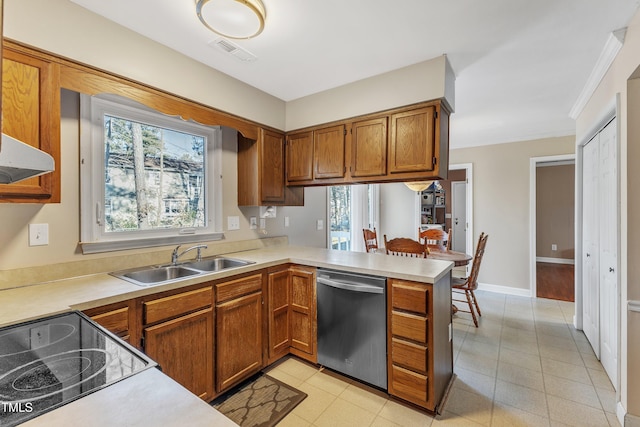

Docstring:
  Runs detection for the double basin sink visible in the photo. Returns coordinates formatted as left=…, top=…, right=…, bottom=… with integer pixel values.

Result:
left=111, top=256, right=254, bottom=287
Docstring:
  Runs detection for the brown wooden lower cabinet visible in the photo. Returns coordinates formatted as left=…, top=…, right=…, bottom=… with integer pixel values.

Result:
left=84, top=299, right=138, bottom=347
left=387, top=276, right=452, bottom=412
left=215, top=274, right=264, bottom=393
left=141, top=285, right=215, bottom=401
left=289, top=266, right=316, bottom=361
left=144, top=307, right=214, bottom=400
left=267, top=267, right=291, bottom=364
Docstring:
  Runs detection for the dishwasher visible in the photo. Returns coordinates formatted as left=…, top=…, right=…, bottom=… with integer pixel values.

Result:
left=316, top=268, right=387, bottom=389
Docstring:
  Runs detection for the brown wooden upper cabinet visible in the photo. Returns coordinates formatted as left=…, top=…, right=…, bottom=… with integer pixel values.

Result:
left=313, top=124, right=346, bottom=180
left=285, top=131, right=314, bottom=183
left=351, top=117, right=388, bottom=178
left=284, top=99, right=449, bottom=187
left=0, top=45, right=61, bottom=202
left=389, top=106, right=435, bottom=174
left=237, top=128, right=303, bottom=206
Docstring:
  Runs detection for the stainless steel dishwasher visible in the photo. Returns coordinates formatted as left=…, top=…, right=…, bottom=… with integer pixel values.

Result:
left=316, top=268, right=387, bottom=389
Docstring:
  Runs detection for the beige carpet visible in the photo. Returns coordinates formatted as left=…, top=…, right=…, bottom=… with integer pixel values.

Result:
left=212, top=374, right=307, bottom=427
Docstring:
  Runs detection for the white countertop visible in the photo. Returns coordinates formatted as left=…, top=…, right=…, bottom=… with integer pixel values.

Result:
left=0, top=245, right=452, bottom=328
left=20, top=368, right=237, bottom=427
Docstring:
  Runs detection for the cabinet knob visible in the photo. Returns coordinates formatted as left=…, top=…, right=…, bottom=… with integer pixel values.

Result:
left=586, top=253, right=591, bottom=257
left=609, top=267, right=615, bottom=273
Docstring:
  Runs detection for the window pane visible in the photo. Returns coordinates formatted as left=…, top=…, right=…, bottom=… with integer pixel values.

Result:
left=329, top=185, right=351, bottom=250
left=103, top=115, right=206, bottom=233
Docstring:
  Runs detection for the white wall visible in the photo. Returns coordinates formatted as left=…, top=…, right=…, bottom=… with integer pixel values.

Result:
left=574, top=7, right=640, bottom=420
left=285, top=55, right=454, bottom=131
left=379, top=183, right=419, bottom=244
left=449, top=136, right=575, bottom=294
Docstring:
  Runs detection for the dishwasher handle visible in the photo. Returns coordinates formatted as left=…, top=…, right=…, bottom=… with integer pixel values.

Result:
left=317, top=276, right=384, bottom=294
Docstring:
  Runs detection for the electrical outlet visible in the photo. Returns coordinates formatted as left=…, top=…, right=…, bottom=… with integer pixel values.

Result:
left=316, top=219, right=324, bottom=230
left=29, top=223, right=49, bottom=246
left=227, top=216, right=240, bottom=230
left=259, top=218, right=266, bottom=229
left=551, top=244, right=557, bottom=251
left=30, top=325, right=50, bottom=349
left=249, top=216, right=257, bottom=230
left=284, top=216, right=290, bottom=227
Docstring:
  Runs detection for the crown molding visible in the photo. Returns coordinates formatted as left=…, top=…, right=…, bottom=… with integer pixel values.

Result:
left=569, top=28, right=627, bottom=120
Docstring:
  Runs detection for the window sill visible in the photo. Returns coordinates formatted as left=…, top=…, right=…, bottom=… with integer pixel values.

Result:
left=80, top=233, right=224, bottom=255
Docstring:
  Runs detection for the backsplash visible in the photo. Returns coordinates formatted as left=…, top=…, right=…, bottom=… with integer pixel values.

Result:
left=0, top=236, right=287, bottom=291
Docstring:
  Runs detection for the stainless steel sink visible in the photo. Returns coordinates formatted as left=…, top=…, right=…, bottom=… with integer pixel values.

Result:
left=111, top=265, right=201, bottom=287
left=182, top=257, right=254, bottom=272
left=110, top=257, right=254, bottom=286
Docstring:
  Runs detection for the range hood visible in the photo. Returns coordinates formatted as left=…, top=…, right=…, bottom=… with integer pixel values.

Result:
left=0, top=133, right=55, bottom=184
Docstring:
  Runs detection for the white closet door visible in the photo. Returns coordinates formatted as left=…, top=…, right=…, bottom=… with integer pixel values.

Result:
left=598, top=118, right=618, bottom=387
left=582, top=137, right=600, bottom=355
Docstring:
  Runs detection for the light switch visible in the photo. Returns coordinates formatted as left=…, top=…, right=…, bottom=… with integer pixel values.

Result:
left=316, top=219, right=324, bottom=230
left=284, top=216, right=290, bottom=227
left=29, top=223, right=49, bottom=246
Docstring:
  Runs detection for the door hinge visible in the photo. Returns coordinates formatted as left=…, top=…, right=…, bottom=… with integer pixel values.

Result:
left=140, top=336, right=145, bottom=349
left=433, top=156, right=437, bottom=166
left=434, top=111, right=438, bottom=119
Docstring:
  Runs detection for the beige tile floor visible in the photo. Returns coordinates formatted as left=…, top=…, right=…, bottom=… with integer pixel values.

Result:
left=265, top=290, right=619, bottom=427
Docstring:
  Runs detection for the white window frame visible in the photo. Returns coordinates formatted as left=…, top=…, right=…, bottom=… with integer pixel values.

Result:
left=79, top=94, right=223, bottom=254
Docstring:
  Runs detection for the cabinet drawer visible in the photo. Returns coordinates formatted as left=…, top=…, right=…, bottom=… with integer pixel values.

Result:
left=391, top=281, right=428, bottom=315
left=91, top=307, right=129, bottom=336
left=391, top=311, right=427, bottom=344
left=391, top=337, right=427, bottom=375
left=216, top=273, right=262, bottom=303
left=391, top=365, right=428, bottom=404
left=144, top=286, right=213, bottom=325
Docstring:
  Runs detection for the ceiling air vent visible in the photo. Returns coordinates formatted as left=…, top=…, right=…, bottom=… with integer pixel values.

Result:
left=208, top=38, right=257, bottom=62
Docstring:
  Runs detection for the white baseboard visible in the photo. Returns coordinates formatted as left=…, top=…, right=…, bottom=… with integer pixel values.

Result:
left=536, top=257, right=575, bottom=265
left=619, top=401, right=640, bottom=427
left=477, top=282, right=532, bottom=298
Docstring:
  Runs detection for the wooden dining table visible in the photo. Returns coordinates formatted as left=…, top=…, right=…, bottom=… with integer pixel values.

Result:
left=426, top=245, right=473, bottom=267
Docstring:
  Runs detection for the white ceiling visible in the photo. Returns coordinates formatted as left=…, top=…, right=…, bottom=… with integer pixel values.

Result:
left=70, top=0, right=639, bottom=149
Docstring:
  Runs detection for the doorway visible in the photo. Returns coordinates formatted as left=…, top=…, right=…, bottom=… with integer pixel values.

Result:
left=529, top=154, right=575, bottom=301
left=534, top=160, right=576, bottom=301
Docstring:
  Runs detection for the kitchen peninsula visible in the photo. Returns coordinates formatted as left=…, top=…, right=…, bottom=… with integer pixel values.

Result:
left=0, top=243, right=454, bottom=424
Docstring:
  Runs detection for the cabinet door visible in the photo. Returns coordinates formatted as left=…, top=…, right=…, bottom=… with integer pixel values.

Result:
left=290, top=267, right=316, bottom=359
left=0, top=48, right=60, bottom=202
left=314, top=125, right=345, bottom=179
left=216, top=292, right=263, bottom=392
left=351, top=117, right=387, bottom=178
left=389, top=107, right=435, bottom=174
left=144, top=308, right=214, bottom=400
left=286, top=131, right=314, bottom=183
left=267, top=269, right=290, bottom=363
left=85, top=301, right=137, bottom=347
left=260, top=129, right=286, bottom=203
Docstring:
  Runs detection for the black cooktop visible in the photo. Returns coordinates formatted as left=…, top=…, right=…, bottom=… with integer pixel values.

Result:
left=0, top=311, right=156, bottom=426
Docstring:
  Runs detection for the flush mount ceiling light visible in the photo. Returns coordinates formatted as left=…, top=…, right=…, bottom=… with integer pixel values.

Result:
left=196, top=0, right=266, bottom=40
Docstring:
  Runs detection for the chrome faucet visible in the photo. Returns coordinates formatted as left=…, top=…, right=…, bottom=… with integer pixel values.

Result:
left=171, top=244, right=208, bottom=265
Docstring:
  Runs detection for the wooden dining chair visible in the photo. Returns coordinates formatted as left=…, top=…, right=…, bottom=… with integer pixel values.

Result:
left=418, top=228, right=447, bottom=251
left=451, top=232, right=488, bottom=327
left=446, top=228, right=452, bottom=250
left=363, top=228, right=379, bottom=253
left=384, top=235, right=428, bottom=258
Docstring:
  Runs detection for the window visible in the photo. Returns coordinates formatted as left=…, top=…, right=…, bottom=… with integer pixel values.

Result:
left=328, top=184, right=379, bottom=252
left=80, top=95, right=222, bottom=253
